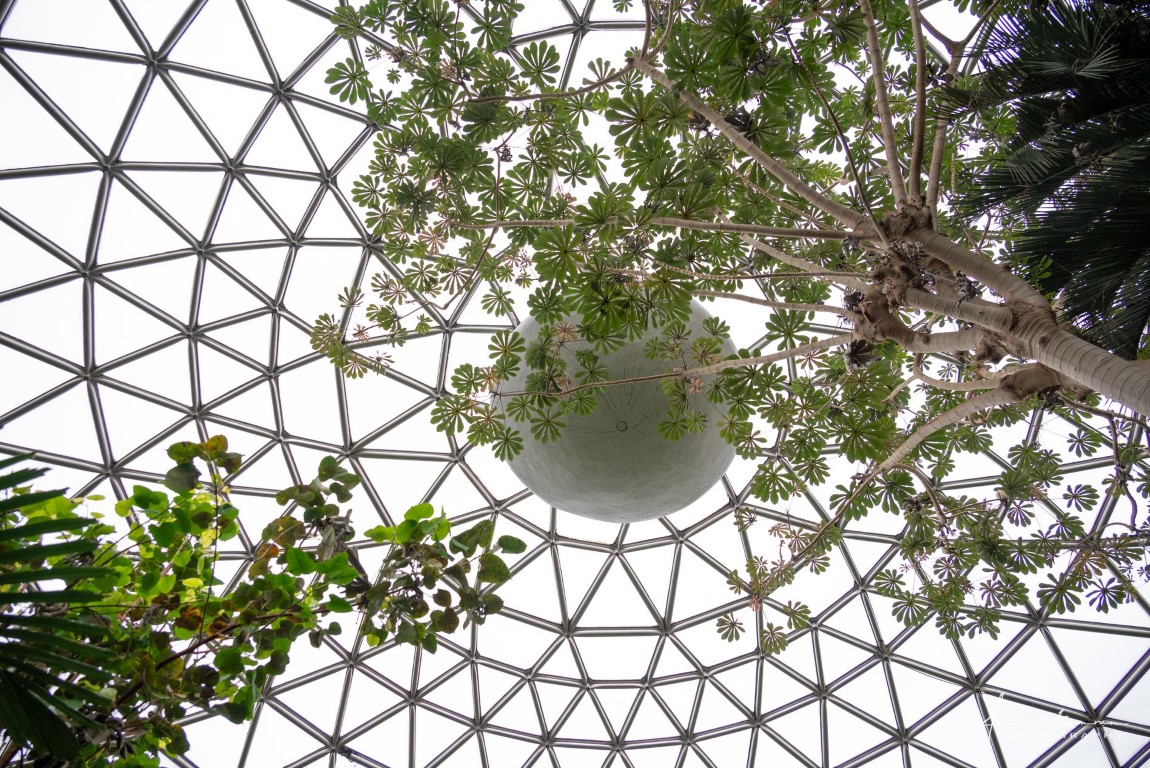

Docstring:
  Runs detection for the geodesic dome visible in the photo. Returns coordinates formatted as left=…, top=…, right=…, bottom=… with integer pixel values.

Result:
left=2, top=2, right=1149, bottom=767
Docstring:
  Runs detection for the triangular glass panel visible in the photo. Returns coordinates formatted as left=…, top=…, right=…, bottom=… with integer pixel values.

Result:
left=628, top=744, right=685, bottom=767
left=102, top=336, right=191, bottom=406
left=0, top=224, right=74, bottom=294
left=0, top=346, right=74, bottom=418
left=759, top=659, right=816, bottom=715
left=121, top=75, right=220, bottom=163
left=765, top=701, right=822, bottom=767
left=125, top=168, right=225, bottom=244
left=889, top=619, right=966, bottom=678
left=355, top=397, right=445, bottom=454
left=913, top=694, right=998, bottom=767
left=459, top=442, right=524, bottom=502
left=550, top=746, right=607, bottom=767
left=621, top=543, right=676, bottom=619
left=671, top=544, right=738, bottom=621
left=167, top=0, right=273, bottom=82
left=591, top=687, right=639, bottom=737
left=475, top=665, right=524, bottom=719
left=0, top=276, right=84, bottom=363
left=956, top=616, right=1032, bottom=676
left=244, top=172, right=322, bottom=235
left=554, top=545, right=611, bottom=620
left=982, top=697, right=1078, bottom=768
left=987, top=630, right=1083, bottom=710
left=481, top=732, right=541, bottom=767
left=815, top=630, right=874, bottom=684
left=625, top=689, right=679, bottom=741
left=695, top=681, right=749, bottom=733
left=345, top=708, right=410, bottom=766
left=210, top=176, right=287, bottom=245
left=302, top=185, right=363, bottom=240
left=479, top=614, right=561, bottom=674
left=202, top=313, right=274, bottom=368
left=243, top=100, right=321, bottom=173
left=712, top=661, right=758, bottom=715
left=1047, top=626, right=1148, bottom=708
left=4, top=0, right=139, bottom=53
left=821, top=593, right=879, bottom=648
left=277, top=361, right=344, bottom=445
left=436, top=734, right=485, bottom=768
left=272, top=667, right=349, bottom=737
left=244, top=0, right=333, bottom=83
left=247, top=703, right=326, bottom=763
left=497, top=547, right=564, bottom=626
left=276, top=317, right=320, bottom=366
left=650, top=679, right=696, bottom=732
left=421, top=658, right=475, bottom=717
left=0, top=380, right=102, bottom=465
left=209, top=246, right=287, bottom=301
left=174, top=714, right=252, bottom=768
left=195, top=341, right=267, bottom=405
left=288, top=38, right=363, bottom=109
left=91, top=283, right=180, bottom=366
left=102, top=254, right=197, bottom=326
left=696, top=730, right=753, bottom=767
left=0, top=65, right=93, bottom=168
left=119, top=0, right=188, bottom=52
left=98, top=179, right=193, bottom=263
left=825, top=700, right=892, bottom=766
left=0, top=168, right=102, bottom=260
left=8, top=50, right=144, bottom=155
left=427, top=462, right=491, bottom=515
left=576, top=636, right=657, bottom=683
left=487, top=682, right=544, bottom=734
left=169, top=71, right=272, bottom=158
left=652, top=638, right=699, bottom=680
left=292, top=100, right=371, bottom=171
left=832, top=660, right=897, bottom=727
left=197, top=262, right=273, bottom=327
left=536, top=681, right=579, bottom=731
left=577, top=556, right=657, bottom=628
left=886, top=662, right=965, bottom=726
left=750, top=729, right=812, bottom=768
left=206, top=381, right=278, bottom=438
left=281, top=244, right=362, bottom=326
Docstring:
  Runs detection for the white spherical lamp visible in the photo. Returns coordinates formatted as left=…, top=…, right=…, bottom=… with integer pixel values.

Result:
left=501, top=302, right=736, bottom=523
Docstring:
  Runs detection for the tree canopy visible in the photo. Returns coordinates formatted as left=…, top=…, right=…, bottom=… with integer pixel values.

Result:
left=314, top=0, right=1150, bottom=653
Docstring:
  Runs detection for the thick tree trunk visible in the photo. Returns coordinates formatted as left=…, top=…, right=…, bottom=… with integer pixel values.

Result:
left=1016, top=323, right=1150, bottom=416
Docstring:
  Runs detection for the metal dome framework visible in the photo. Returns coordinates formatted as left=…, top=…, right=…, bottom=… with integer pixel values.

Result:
left=1, top=1, right=1149, bottom=767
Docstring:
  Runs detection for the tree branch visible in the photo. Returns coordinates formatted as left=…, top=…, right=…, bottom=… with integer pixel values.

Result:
left=907, top=0, right=928, bottom=200
left=877, top=387, right=1019, bottom=473
left=497, top=333, right=861, bottom=399
left=635, top=59, right=872, bottom=231
left=910, top=227, right=1049, bottom=306
left=651, top=216, right=853, bottom=240
left=449, top=216, right=852, bottom=241
left=693, top=290, right=856, bottom=319
left=783, top=31, right=888, bottom=244
left=859, top=0, right=908, bottom=204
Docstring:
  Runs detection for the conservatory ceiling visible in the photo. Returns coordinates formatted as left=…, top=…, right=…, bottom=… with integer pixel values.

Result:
left=0, top=0, right=1148, bottom=767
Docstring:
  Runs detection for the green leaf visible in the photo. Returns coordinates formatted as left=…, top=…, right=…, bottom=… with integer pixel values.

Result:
left=285, top=548, right=316, bottom=575
left=497, top=535, right=527, bottom=554
left=477, top=552, right=511, bottom=584
left=404, top=503, right=436, bottom=522
left=164, top=462, right=201, bottom=493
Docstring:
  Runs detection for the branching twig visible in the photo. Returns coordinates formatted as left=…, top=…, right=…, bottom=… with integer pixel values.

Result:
left=636, top=59, right=871, bottom=231
left=692, top=290, right=856, bottom=319
left=859, top=0, right=908, bottom=204
left=907, top=0, right=928, bottom=200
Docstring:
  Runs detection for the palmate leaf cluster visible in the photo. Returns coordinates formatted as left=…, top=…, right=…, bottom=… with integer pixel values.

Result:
left=954, top=0, right=1150, bottom=359
left=319, top=0, right=1150, bottom=655
left=0, top=439, right=523, bottom=765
